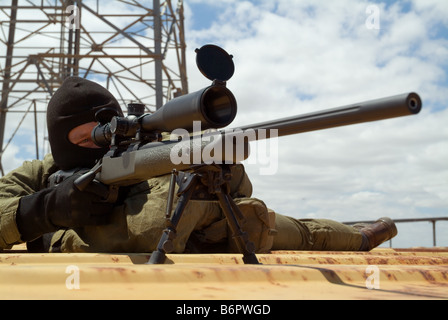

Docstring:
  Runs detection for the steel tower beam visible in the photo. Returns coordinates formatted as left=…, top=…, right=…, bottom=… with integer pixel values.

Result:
left=0, top=0, right=188, bottom=176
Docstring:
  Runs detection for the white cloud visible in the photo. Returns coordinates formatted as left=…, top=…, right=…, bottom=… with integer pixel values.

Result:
left=1, top=143, right=28, bottom=175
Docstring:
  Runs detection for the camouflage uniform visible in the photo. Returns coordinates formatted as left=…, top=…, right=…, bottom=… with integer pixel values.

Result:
left=0, top=154, right=362, bottom=253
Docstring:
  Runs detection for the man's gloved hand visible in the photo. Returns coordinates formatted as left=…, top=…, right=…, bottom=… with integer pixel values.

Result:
left=16, top=174, right=113, bottom=242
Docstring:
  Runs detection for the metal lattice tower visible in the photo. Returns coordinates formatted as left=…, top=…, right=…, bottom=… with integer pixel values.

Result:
left=0, top=0, right=188, bottom=176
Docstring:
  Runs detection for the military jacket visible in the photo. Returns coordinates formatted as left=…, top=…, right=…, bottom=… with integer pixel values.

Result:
left=0, top=155, right=275, bottom=253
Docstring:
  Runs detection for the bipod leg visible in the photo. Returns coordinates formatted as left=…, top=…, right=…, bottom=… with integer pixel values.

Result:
left=216, top=192, right=260, bottom=265
left=147, top=172, right=197, bottom=264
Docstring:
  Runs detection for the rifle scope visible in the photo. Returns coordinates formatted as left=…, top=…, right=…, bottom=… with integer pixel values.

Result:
left=140, top=84, right=237, bottom=132
left=92, top=45, right=238, bottom=147
left=91, top=84, right=237, bottom=147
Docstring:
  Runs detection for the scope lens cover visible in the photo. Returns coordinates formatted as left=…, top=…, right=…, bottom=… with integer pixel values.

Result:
left=195, top=44, right=235, bottom=82
left=94, top=107, right=121, bottom=124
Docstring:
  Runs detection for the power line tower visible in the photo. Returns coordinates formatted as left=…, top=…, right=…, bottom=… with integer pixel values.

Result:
left=0, top=0, right=188, bottom=176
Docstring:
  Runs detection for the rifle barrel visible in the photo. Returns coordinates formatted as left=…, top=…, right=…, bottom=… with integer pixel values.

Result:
left=234, top=92, right=421, bottom=139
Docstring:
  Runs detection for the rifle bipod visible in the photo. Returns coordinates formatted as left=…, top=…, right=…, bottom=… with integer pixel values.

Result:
left=147, top=165, right=260, bottom=265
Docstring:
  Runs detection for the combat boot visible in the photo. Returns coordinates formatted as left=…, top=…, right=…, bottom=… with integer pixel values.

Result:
left=358, top=217, right=398, bottom=251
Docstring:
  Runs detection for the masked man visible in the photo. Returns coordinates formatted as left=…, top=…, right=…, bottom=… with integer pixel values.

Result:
left=0, top=77, right=397, bottom=253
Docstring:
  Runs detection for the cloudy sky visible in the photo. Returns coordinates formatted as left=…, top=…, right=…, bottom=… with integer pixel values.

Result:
left=182, top=0, right=448, bottom=247
left=2, top=0, right=447, bottom=247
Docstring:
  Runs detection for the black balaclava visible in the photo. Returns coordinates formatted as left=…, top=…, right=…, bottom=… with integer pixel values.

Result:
left=47, top=77, right=123, bottom=170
